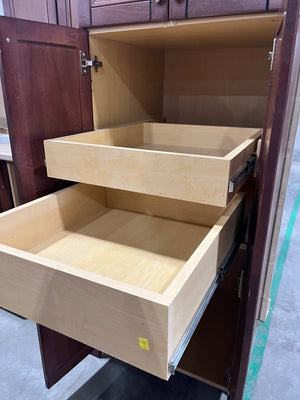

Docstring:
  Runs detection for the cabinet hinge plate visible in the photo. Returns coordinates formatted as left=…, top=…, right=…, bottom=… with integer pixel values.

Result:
left=80, top=50, right=103, bottom=74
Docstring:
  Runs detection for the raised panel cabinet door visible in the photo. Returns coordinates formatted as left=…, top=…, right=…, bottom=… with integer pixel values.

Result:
left=187, top=0, right=267, bottom=19
left=0, top=16, right=94, bottom=387
left=2, top=0, right=57, bottom=24
left=91, top=0, right=168, bottom=27
left=0, top=17, right=93, bottom=204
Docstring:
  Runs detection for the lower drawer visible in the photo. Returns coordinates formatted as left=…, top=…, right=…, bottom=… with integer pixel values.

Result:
left=0, top=184, right=244, bottom=379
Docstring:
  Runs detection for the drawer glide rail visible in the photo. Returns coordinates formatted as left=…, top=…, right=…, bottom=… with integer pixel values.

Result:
left=168, top=237, right=242, bottom=375
left=228, top=154, right=256, bottom=193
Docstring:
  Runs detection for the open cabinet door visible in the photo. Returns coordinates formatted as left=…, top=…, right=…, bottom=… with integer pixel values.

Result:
left=0, top=16, right=93, bottom=204
left=230, top=0, right=300, bottom=398
left=0, top=16, right=94, bottom=388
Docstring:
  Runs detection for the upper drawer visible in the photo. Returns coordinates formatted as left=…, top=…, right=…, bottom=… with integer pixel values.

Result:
left=0, top=184, right=244, bottom=380
left=45, top=122, right=261, bottom=207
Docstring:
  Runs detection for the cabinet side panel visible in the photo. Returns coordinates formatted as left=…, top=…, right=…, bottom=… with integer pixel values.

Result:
left=90, top=37, right=164, bottom=128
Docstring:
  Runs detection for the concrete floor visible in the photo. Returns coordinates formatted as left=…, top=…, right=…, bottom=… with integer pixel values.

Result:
left=0, top=127, right=299, bottom=399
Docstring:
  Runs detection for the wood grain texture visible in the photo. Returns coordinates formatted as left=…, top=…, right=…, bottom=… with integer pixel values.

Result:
left=45, top=123, right=260, bottom=207
left=89, top=36, right=164, bottom=128
left=167, top=195, right=244, bottom=358
left=0, top=17, right=93, bottom=204
left=268, top=0, right=286, bottom=10
left=187, top=0, right=267, bottom=19
left=90, top=13, right=282, bottom=50
left=92, top=2, right=150, bottom=27
left=73, top=0, right=91, bottom=28
left=2, top=0, right=57, bottom=23
left=179, top=249, right=246, bottom=391
left=92, top=0, right=143, bottom=5
left=37, top=324, right=92, bottom=389
left=163, top=47, right=271, bottom=128
left=231, top=0, right=300, bottom=398
left=151, top=0, right=168, bottom=22
left=0, top=160, right=13, bottom=212
left=169, top=0, right=186, bottom=20
left=0, top=184, right=243, bottom=380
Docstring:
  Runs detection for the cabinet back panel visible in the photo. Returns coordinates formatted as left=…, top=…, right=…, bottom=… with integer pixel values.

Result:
left=163, top=47, right=271, bottom=127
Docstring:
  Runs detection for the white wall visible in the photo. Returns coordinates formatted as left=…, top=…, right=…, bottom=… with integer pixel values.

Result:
left=0, top=1, right=4, bottom=16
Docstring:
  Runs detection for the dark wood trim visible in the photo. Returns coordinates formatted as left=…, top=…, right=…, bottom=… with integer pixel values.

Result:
left=47, top=0, right=58, bottom=24
left=230, top=1, right=300, bottom=398
left=37, top=325, right=93, bottom=388
left=151, top=0, right=168, bottom=21
left=73, top=0, right=91, bottom=28
left=0, top=160, right=13, bottom=212
left=2, top=0, right=13, bottom=17
left=268, top=0, right=286, bottom=10
left=169, top=0, right=186, bottom=20
left=91, top=1, right=150, bottom=27
left=187, top=0, right=267, bottom=19
left=57, top=0, right=71, bottom=26
left=92, top=0, right=142, bottom=5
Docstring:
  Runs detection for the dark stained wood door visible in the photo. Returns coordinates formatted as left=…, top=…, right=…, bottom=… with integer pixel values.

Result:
left=169, top=0, right=267, bottom=20
left=0, top=16, right=94, bottom=387
left=0, top=16, right=93, bottom=204
left=91, top=0, right=168, bottom=27
left=230, top=0, right=300, bottom=398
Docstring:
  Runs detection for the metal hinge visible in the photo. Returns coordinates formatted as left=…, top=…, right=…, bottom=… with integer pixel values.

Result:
left=236, top=270, right=244, bottom=299
left=268, top=38, right=277, bottom=71
left=80, top=50, right=103, bottom=74
left=228, top=154, right=256, bottom=193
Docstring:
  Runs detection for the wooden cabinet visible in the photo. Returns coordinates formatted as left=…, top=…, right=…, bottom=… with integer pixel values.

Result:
left=169, top=0, right=267, bottom=20
left=2, top=0, right=57, bottom=23
left=90, top=0, right=168, bottom=27
left=0, top=1, right=299, bottom=397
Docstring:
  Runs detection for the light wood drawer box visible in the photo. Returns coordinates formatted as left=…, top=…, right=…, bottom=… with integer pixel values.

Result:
left=0, top=184, right=244, bottom=379
left=44, top=122, right=261, bottom=207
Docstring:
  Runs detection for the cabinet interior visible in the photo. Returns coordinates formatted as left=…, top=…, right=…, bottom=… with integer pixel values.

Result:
left=0, top=184, right=228, bottom=294
left=89, top=13, right=282, bottom=130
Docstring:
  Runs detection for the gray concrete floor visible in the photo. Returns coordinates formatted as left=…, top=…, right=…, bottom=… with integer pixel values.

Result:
left=0, top=126, right=299, bottom=399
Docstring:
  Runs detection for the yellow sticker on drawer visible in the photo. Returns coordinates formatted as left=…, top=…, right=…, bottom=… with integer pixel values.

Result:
left=138, top=337, right=150, bottom=351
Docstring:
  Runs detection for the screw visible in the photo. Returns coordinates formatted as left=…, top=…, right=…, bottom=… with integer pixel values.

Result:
left=6, top=38, right=10, bottom=43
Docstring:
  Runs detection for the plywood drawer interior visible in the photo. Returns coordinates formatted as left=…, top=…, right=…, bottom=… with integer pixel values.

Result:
left=45, top=123, right=261, bottom=206
left=0, top=184, right=244, bottom=379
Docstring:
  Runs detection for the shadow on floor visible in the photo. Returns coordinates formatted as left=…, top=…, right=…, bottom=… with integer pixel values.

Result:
left=68, top=359, right=224, bottom=400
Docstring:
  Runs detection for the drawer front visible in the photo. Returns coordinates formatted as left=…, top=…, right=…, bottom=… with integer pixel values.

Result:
left=91, top=0, right=168, bottom=27
left=169, top=0, right=267, bottom=20
left=0, top=184, right=244, bottom=379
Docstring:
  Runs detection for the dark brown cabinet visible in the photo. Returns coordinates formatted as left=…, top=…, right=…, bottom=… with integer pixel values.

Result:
left=0, top=0, right=299, bottom=398
left=169, top=0, right=268, bottom=20
left=2, top=0, right=57, bottom=23
left=90, top=0, right=168, bottom=27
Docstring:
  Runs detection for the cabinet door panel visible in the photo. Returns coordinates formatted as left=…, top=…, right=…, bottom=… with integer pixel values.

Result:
left=187, top=0, right=267, bottom=19
left=0, top=17, right=93, bottom=203
left=2, top=0, right=57, bottom=24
